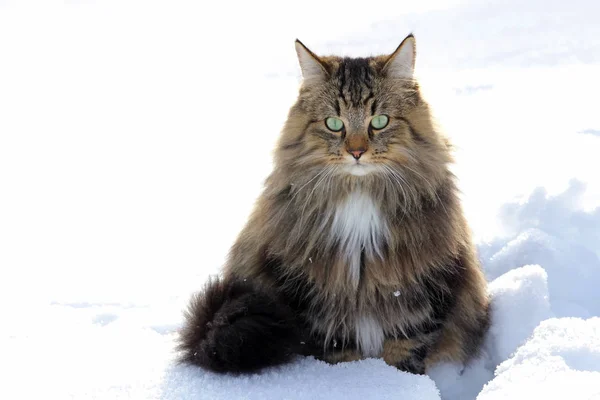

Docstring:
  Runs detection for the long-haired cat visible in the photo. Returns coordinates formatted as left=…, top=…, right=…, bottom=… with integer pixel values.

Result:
left=178, top=34, right=490, bottom=375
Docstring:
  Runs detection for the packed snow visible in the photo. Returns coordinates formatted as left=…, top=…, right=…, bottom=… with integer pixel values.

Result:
left=1, top=0, right=599, bottom=399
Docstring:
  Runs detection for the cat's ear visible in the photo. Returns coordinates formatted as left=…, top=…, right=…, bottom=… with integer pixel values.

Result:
left=384, top=34, right=416, bottom=79
left=295, top=39, right=327, bottom=82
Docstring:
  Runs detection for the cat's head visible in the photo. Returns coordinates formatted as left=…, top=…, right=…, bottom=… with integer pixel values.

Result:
left=276, top=35, right=451, bottom=191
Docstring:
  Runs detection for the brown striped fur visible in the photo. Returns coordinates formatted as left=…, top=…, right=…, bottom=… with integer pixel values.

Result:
left=179, top=34, right=489, bottom=375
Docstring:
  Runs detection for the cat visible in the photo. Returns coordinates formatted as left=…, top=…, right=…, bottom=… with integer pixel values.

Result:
left=177, top=34, right=490, bottom=375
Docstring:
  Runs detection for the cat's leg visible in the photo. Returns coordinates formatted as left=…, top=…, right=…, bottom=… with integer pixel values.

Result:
left=424, top=296, right=490, bottom=369
left=322, top=349, right=362, bottom=364
left=382, top=338, right=430, bottom=375
left=311, top=337, right=429, bottom=372
left=424, top=254, right=491, bottom=369
left=177, top=276, right=299, bottom=373
left=298, top=332, right=364, bottom=364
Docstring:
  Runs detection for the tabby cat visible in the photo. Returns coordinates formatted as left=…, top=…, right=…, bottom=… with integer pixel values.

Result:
left=178, top=34, right=490, bottom=375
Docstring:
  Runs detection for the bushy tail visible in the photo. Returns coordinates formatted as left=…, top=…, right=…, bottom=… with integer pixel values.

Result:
left=177, top=276, right=299, bottom=373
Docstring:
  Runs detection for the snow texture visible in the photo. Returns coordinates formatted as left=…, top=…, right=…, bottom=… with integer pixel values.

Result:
left=1, top=0, right=600, bottom=399
left=164, top=358, right=440, bottom=400
left=2, top=312, right=439, bottom=399
left=478, top=318, right=600, bottom=399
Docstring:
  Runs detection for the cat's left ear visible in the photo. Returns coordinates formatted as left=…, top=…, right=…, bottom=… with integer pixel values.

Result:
left=295, top=39, right=328, bottom=82
left=384, top=34, right=416, bottom=79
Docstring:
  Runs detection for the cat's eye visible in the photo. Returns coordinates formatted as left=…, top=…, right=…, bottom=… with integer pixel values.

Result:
left=370, top=115, right=389, bottom=130
left=325, top=117, right=344, bottom=132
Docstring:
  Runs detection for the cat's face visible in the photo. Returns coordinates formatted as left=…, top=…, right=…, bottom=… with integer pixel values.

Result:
left=279, top=35, right=448, bottom=184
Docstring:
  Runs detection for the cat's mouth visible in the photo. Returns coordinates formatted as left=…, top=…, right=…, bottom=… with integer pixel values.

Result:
left=345, top=162, right=377, bottom=176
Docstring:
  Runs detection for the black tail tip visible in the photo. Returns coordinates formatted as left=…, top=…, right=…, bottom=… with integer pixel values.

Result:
left=177, top=276, right=299, bottom=373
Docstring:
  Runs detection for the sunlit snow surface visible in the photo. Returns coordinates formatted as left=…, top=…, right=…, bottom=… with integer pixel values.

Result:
left=1, top=0, right=599, bottom=399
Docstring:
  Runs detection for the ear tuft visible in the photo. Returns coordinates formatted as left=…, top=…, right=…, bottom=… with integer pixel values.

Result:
left=295, top=39, right=327, bottom=82
left=384, top=34, right=416, bottom=79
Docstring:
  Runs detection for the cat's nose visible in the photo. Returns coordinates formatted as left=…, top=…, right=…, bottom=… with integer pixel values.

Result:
left=348, top=149, right=365, bottom=160
left=345, top=134, right=368, bottom=160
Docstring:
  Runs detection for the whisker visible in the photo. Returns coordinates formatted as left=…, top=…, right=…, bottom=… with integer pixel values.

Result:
left=300, top=165, right=335, bottom=222
left=279, top=166, right=330, bottom=218
left=401, top=164, right=448, bottom=216
left=383, top=164, right=416, bottom=205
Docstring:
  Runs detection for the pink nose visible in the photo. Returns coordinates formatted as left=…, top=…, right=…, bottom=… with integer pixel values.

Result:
left=349, top=150, right=365, bottom=160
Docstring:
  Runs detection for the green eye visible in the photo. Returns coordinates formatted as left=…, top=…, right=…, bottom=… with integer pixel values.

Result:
left=370, top=114, right=389, bottom=130
left=325, top=117, right=344, bottom=132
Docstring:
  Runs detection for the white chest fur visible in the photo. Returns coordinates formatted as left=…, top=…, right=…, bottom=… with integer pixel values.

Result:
left=330, top=191, right=388, bottom=357
left=331, top=191, right=388, bottom=286
left=355, top=314, right=385, bottom=357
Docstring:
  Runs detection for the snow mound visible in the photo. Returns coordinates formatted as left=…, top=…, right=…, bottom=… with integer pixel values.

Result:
left=430, top=183, right=600, bottom=399
left=478, top=317, right=600, bottom=400
left=485, top=264, right=552, bottom=364
left=162, top=358, right=440, bottom=400
left=0, top=305, right=439, bottom=400
left=482, top=181, right=600, bottom=318
left=428, top=264, right=552, bottom=399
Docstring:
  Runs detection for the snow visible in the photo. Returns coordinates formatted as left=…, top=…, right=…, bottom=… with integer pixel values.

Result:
left=482, top=181, right=600, bottom=318
left=164, top=358, right=439, bottom=400
left=2, top=306, right=439, bottom=399
left=478, top=318, right=600, bottom=399
left=485, top=265, right=552, bottom=364
left=1, top=0, right=600, bottom=399
left=431, top=186, right=600, bottom=399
